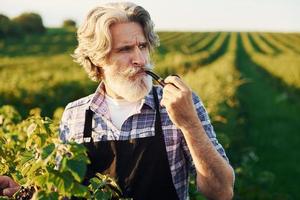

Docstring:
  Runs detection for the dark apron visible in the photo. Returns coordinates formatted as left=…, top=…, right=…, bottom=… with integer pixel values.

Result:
left=81, top=87, right=179, bottom=200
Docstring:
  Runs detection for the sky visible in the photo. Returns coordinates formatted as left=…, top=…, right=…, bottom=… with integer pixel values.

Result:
left=0, top=0, right=299, bottom=32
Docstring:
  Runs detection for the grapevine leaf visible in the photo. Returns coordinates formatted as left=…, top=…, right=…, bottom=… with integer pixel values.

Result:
left=32, top=173, right=48, bottom=187
left=65, top=159, right=87, bottom=182
left=94, top=190, right=111, bottom=200
left=71, top=182, right=90, bottom=198
left=0, top=161, right=9, bottom=175
left=48, top=170, right=73, bottom=196
left=33, top=190, right=59, bottom=200
left=16, top=151, right=34, bottom=165
left=41, top=143, right=55, bottom=160
left=89, top=177, right=102, bottom=191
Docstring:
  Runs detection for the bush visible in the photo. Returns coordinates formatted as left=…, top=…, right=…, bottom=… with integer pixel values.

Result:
left=0, top=14, right=21, bottom=37
left=12, top=12, right=45, bottom=34
left=62, top=19, right=76, bottom=29
left=0, top=14, right=11, bottom=37
left=0, top=105, right=122, bottom=200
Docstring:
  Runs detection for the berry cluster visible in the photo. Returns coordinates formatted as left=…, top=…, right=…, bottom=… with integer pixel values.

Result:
left=15, top=186, right=35, bottom=200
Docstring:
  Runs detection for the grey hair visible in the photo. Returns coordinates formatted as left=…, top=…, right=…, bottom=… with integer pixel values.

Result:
left=72, top=2, right=160, bottom=82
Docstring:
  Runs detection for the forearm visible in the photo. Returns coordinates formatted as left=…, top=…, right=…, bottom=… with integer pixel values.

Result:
left=159, top=76, right=234, bottom=199
left=180, top=122, right=234, bottom=200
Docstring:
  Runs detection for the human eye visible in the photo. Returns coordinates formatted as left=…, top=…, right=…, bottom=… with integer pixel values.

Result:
left=118, top=46, right=132, bottom=52
left=139, top=43, right=148, bottom=50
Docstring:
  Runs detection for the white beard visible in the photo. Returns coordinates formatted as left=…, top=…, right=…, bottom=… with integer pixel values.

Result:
left=104, top=64, right=153, bottom=102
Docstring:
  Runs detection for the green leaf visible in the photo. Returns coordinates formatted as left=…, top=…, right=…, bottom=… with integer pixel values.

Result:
left=41, top=143, right=55, bottom=160
left=71, top=182, right=90, bottom=198
left=65, top=159, right=87, bottom=182
left=24, top=159, right=43, bottom=177
left=89, top=177, right=102, bottom=191
left=33, top=190, right=59, bottom=200
left=48, top=170, right=74, bottom=195
left=32, top=174, right=48, bottom=187
left=95, top=173, right=121, bottom=193
left=69, top=142, right=87, bottom=154
left=36, top=132, right=47, bottom=147
left=16, top=151, right=34, bottom=165
left=0, top=162, right=9, bottom=175
left=95, top=190, right=112, bottom=200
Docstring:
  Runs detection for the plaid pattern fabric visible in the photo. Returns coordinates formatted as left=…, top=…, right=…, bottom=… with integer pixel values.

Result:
left=59, top=82, right=229, bottom=200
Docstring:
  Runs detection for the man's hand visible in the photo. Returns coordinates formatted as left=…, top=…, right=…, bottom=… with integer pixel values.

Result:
left=0, top=176, right=20, bottom=197
left=160, top=75, right=200, bottom=130
left=160, top=75, right=234, bottom=199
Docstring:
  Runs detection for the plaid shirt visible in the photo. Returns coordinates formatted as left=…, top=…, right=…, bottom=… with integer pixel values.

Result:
left=59, top=82, right=229, bottom=200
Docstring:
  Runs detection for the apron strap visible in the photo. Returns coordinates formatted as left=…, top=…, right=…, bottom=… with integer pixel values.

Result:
left=83, top=109, right=94, bottom=139
left=152, top=87, right=164, bottom=137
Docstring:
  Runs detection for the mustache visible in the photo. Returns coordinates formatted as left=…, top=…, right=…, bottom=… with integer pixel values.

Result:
left=119, top=63, right=153, bottom=77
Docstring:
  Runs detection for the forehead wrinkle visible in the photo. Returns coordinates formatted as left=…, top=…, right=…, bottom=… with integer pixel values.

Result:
left=110, top=22, right=146, bottom=48
left=115, top=37, right=146, bottom=48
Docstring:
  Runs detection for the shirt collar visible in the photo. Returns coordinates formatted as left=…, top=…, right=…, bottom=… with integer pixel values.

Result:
left=89, top=82, right=108, bottom=116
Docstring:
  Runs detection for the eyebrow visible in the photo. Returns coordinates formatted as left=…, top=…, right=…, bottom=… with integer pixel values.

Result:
left=113, top=41, right=148, bottom=50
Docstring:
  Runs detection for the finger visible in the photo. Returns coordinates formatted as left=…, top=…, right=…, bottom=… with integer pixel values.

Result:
left=160, top=95, right=172, bottom=107
left=164, top=75, right=187, bottom=91
left=170, top=74, right=180, bottom=78
left=10, top=181, right=19, bottom=188
left=3, top=186, right=20, bottom=197
left=163, top=82, right=180, bottom=95
left=160, top=98, right=166, bottom=107
left=162, top=88, right=182, bottom=105
left=163, top=81, right=192, bottom=102
left=1, top=176, right=19, bottom=188
left=0, top=176, right=12, bottom=188
left=160, top=93, right=178, bottom=109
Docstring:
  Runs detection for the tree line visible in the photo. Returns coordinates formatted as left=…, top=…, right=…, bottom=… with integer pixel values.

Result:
left=0, top=12, right=76, bottom=38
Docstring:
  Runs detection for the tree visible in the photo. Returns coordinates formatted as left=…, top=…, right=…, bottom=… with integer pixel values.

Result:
left=0, top=14, right=12, bottom=37
left=62, top=19, right=76, bottom=29
left=12, top=12, right=45, bottom=34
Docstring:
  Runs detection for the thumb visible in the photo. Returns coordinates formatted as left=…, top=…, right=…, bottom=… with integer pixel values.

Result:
left=3, top=186, right=20, bottom=197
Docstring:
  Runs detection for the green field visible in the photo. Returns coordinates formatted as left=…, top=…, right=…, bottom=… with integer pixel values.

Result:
left=1, top=29, right=300, bottom=199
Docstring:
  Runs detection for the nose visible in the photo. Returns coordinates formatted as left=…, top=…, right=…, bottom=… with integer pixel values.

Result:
left=132, top=46, right=146, bottom=67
